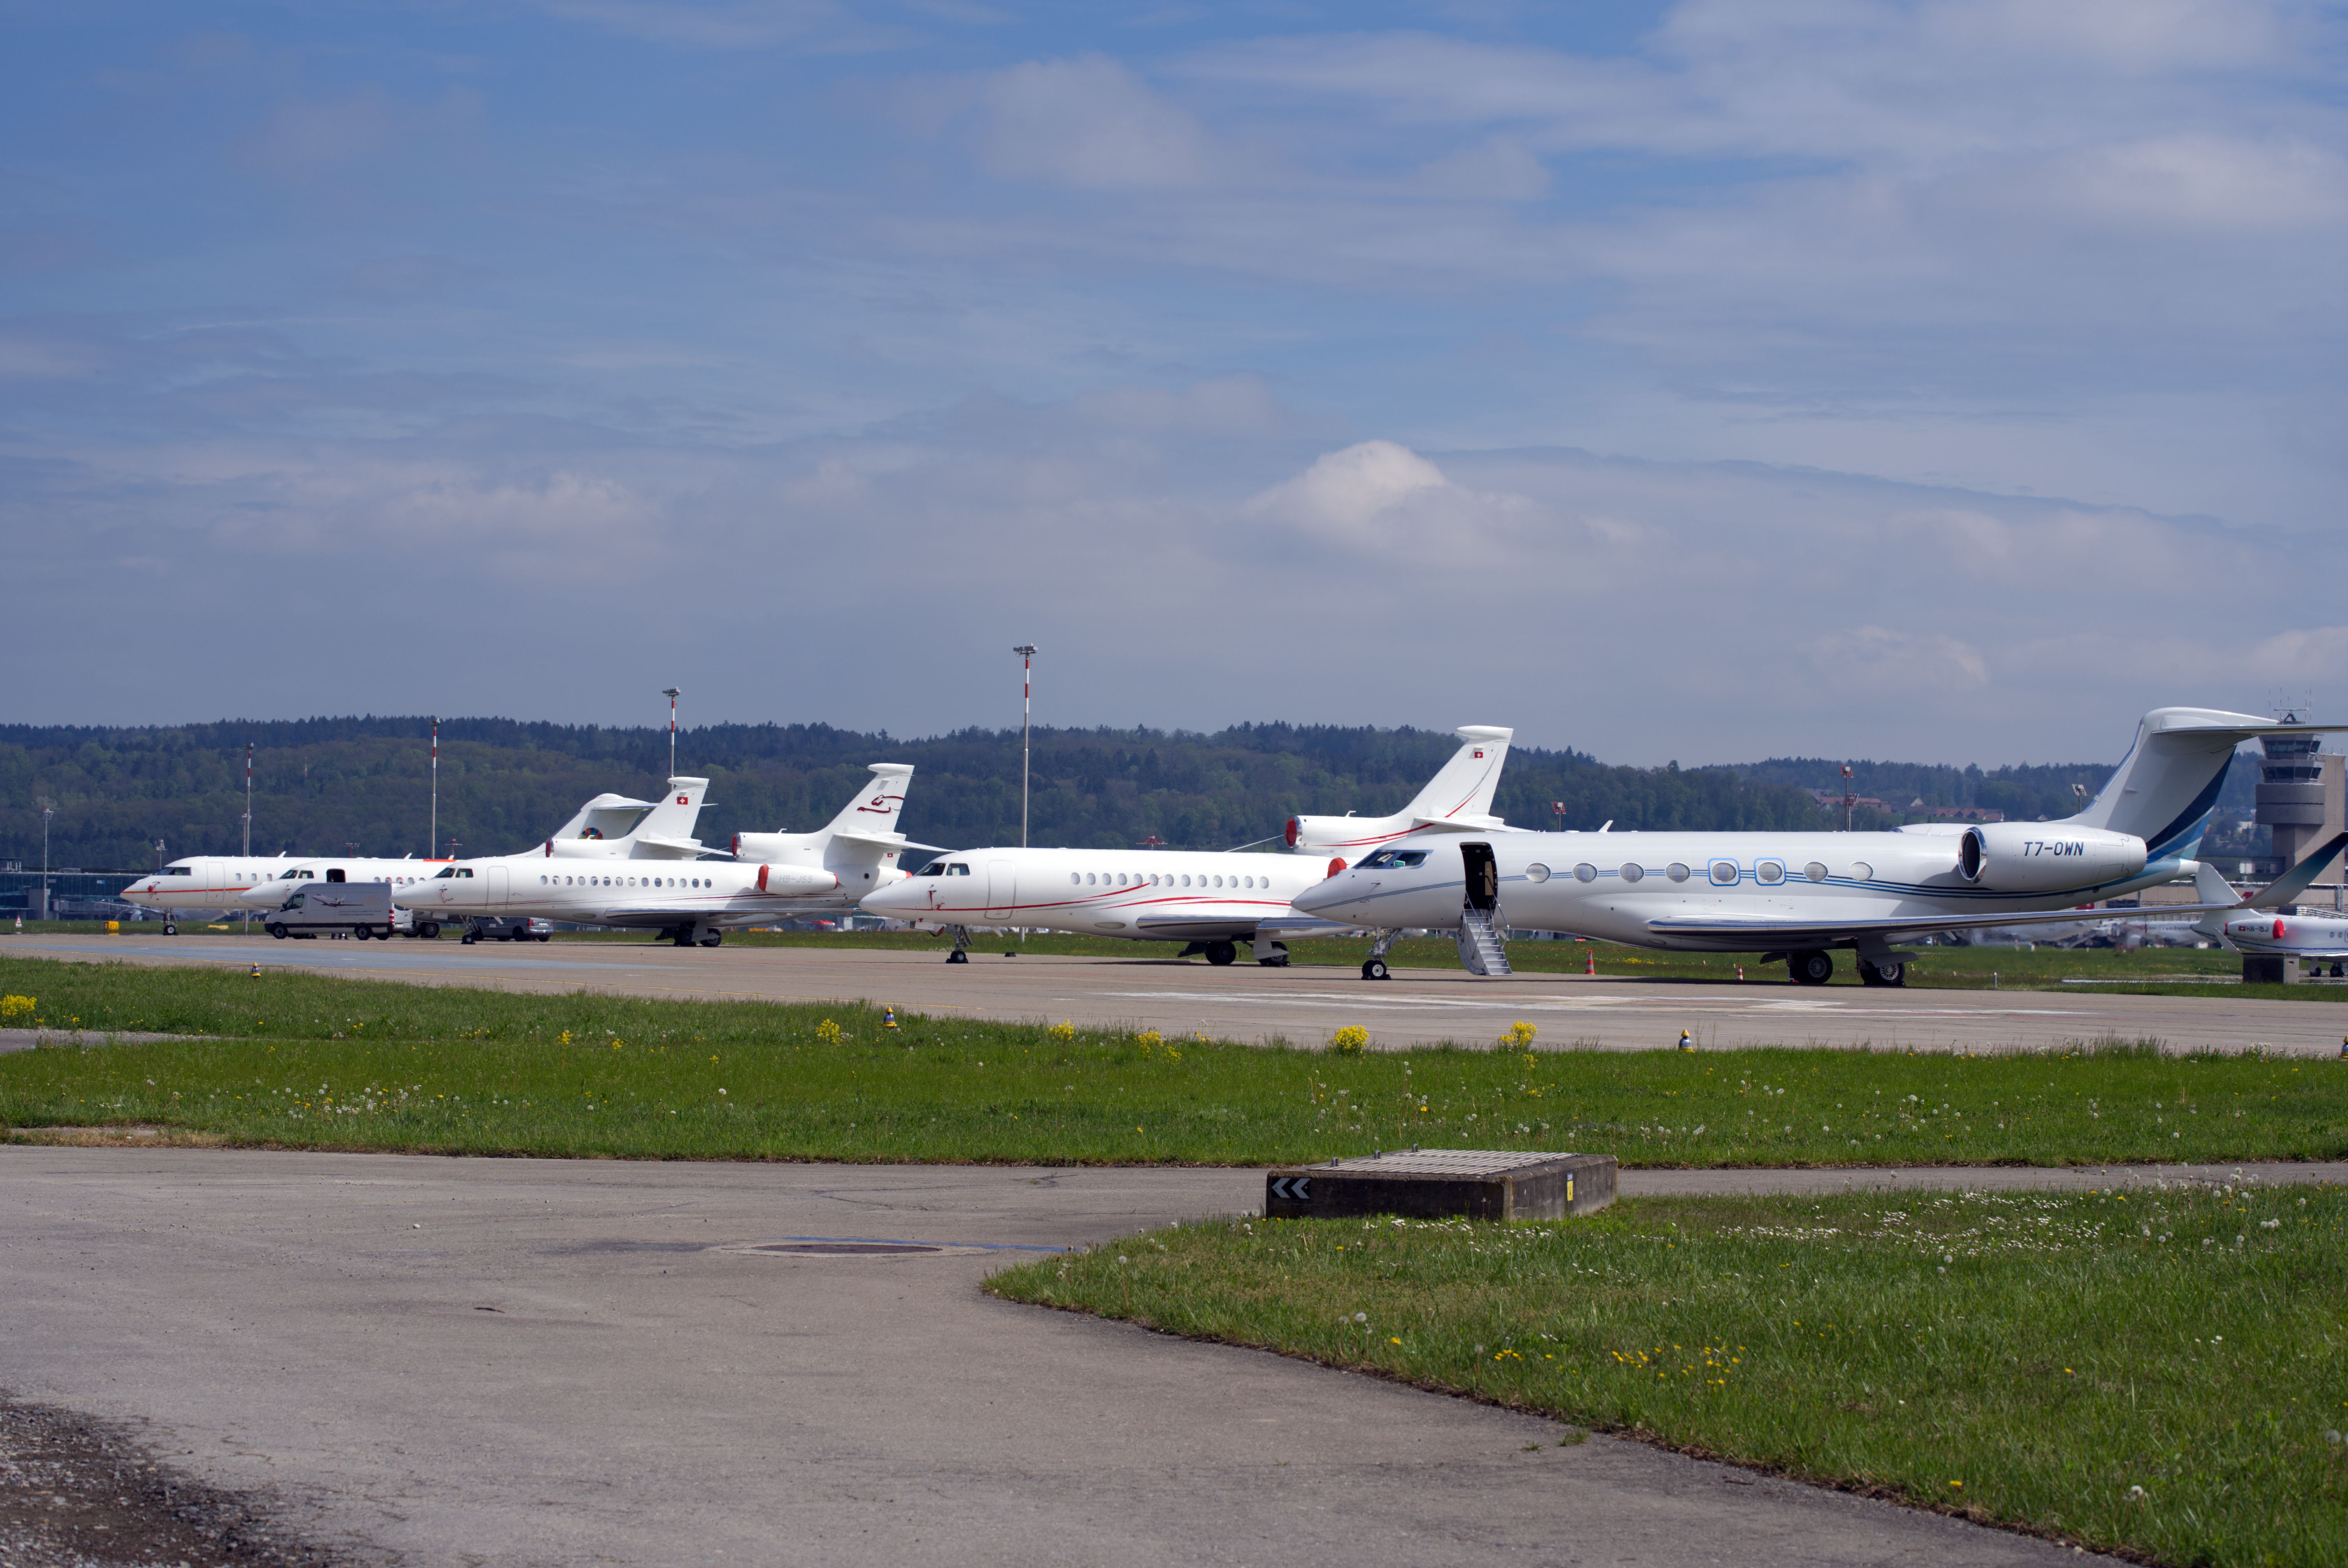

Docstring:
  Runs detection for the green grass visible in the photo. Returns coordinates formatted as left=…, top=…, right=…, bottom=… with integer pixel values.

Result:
left=989, top=1185, right=2348, bottom=1566
left=4, top=956, right=2345, bottom=1164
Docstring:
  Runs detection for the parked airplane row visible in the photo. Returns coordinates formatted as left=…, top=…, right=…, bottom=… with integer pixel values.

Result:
left=120, top=706, right=2344, bottom=983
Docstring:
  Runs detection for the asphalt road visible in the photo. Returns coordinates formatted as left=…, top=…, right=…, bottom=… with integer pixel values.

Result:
left=0, top=1148, right=2136, bottom=1568
left=8, top=932, right=2345, bottom=1055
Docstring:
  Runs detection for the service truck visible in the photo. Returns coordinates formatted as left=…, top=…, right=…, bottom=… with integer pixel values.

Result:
left=263, top=882, right=396, bottom=940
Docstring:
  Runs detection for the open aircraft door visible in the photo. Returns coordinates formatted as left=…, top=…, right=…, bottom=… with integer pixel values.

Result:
left=1460, top=842, right=1499, bottom=911
left=986, top=859, right=1016, bottom=921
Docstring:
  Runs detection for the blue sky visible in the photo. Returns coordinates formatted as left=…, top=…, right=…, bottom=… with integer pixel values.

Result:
left=5, top=1, right=2345, bottom=765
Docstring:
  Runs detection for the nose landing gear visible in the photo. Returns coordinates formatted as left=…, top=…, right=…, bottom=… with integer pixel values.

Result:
left=1360, top=929, right=1399, bottom=981
left=945, top=925, right=971, bottom=964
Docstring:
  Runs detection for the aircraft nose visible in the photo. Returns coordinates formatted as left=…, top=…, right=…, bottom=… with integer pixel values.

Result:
left=1292, top=877, right=1357, bottom=916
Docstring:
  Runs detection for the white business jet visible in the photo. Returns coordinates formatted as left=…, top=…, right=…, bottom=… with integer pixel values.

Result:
left=2194, top=861, right=2348, bottom=976
left=118, top=854, right=300, bottom=932
left=859, top=728, right=1515, bottom=967
left=396, top=765, right=926, bottom=946
left=1294, top=706, right=2346, bottom=984
left=206, top=778, right=714, bottom=935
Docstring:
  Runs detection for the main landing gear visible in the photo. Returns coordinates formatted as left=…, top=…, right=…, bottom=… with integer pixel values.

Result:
left=1204, top=941, right=1238, bottom=967
left=1360, top=929, right=1399, bottom=981
left=162, top=922, right=178, bottom=936
left=1789, top=949, right=1834, bottom=986
left=1858, top=957, right=1907, bottom=987
left=945, top=925, right=971, bottom=964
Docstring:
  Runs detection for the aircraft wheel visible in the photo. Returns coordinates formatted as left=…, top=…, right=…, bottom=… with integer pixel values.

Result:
left=698, top=934, right=722, bottom=948
left=266, top=923, right=286, bottom=940
left=1859, top=959, right=1906, bottom=987
left=1205, top=941, right=1238, bottom=967
left=162, top=922, right=177, bottom=936
left=419, top=922, right=439, bottom=940
left=461, top=932, right=477, bottom=945
left=1790, top=949, right=1834, bottom=986
left=946, top=950, right=968, bottom=964
left=1362, top=957, right=1391, bottom=981
left=2334, top=962, right=2344, bottom=978
left=1258, top=955, right=1289, bottom=967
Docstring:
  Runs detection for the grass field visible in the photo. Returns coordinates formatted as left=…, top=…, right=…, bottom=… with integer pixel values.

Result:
left=989, top=1184, right=2348, bottom=1566
left=4, top=956, right=2344, bottom=1165
left=19, top=921, right=2342, bottom=1001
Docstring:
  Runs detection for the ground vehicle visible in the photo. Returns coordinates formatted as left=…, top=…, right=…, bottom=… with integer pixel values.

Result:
left=263, top=882, right=396, bottom=940
left=460, top=916, right=553, bottom=945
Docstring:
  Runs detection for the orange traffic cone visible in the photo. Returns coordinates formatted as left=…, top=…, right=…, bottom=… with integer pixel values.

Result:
left=1584, top=951, right=1596, bottom=976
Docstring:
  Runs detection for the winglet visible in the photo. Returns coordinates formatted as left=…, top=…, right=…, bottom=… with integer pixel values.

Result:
left=2242, top=831, right=2348, bottom=910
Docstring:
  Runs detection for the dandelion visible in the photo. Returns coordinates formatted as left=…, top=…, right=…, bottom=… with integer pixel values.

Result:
left=1048, top=1021, right=1076, bottom=1042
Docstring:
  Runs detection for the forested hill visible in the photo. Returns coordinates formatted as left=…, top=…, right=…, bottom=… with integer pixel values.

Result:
left=1735, top=757, right=2120, bottom=829
left=2, top=717, right=1833, bottom=870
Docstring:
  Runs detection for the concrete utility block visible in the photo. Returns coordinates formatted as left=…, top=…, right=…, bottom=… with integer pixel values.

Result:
left=2244, top=955, right=2302, bottom=985
left=1264, top=1150, right=1616, bottom=1222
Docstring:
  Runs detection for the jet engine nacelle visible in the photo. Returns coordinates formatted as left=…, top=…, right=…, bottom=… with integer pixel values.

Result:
left=755, top=864, right=840, bottom=897
left=733, top=832, right=817, bottom=862
left=1285, top=814, right=1401, bottom=865
left=1956, top=823, right=2145, bottom=892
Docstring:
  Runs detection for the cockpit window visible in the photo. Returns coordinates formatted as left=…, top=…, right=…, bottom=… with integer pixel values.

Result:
left=946, top=863, right=971, bottom=876
left=433, top=867, right=457, bottom=879
left=917, top=862, right=946, bottom=876
left=164, top=865, right=191, bottom=875
left=1357, top=849, right=1427, bottom=870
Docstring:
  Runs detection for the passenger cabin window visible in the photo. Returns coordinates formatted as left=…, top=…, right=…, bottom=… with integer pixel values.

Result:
left=1708, top=860, right=1739, bottom=886
left=1756, top=861, right=1785, bottom=885
left=1620, top=863, right=1644, bottom=883
left=1804, top=862, right=1829, bottom=883
left=1667, top=863, right=1690, bottom=883
left=1574, top=863, right=1598, bottom=882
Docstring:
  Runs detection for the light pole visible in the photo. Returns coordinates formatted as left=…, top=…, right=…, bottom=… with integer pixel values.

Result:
left=663, top=688, right=681, bottom=781
left=242, top=743, right=253, bottom=858
left=38, top=796, right=54, bottom=922
left=1841, top=765, right=1856, bottom=832
left=430, top=717, right=439, bottom=859
left=1011, top=646, right=1036, bottom=848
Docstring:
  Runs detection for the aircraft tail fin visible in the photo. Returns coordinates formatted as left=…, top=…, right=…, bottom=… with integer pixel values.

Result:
left=2190, top=862, right=2240, bottom=941
left=631, top=777, right=709, bottom=844
left=2069, top=708, right=2341, bottom=860
left=1402, top=726, right=1514, bottom=825
left=547, top=791, right=658, bottom=844
left=823, top=765, right=914, bottom=838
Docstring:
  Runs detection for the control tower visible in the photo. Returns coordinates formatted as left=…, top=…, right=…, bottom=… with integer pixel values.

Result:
left=2255, top=717, right=2344, bottom=898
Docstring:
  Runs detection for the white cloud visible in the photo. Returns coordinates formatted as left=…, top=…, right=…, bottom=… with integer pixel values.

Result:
left=1805, top=626, right=1991, bottom=692
left=976, top=56, right=1214, bottom=190
left=1241, top=440, right=1541, bottom=561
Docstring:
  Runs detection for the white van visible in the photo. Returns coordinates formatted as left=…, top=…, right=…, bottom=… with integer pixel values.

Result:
left=264, top=882, right=396, bottom=940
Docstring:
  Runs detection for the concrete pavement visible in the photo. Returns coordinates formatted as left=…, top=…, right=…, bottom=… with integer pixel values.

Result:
left=9, top=932, right=2346, bottom=1055
left=0, top=1148, right=2127, bottom=1567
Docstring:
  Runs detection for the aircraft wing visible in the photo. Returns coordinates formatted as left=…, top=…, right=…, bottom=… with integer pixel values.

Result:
left=630, top=833, right=714, bottom=859
left=832, top=831, right=949, bottom=853
left=1640, top=902, right=2236, bottom=947
left=2238, top=832, right=2348, bottom=909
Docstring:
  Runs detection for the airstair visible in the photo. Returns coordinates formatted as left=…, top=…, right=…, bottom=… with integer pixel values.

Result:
left=1457, top=902, right=1513, bottom=976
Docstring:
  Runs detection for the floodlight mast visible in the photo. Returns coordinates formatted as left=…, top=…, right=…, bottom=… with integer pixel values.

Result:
left=242, top=744, right=253, bottom=857
left=430, top=718, right=439, bottom=860
left=663, top=688, right=681, bottom=780
left=1011, top=646, right=1037, bottom=848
